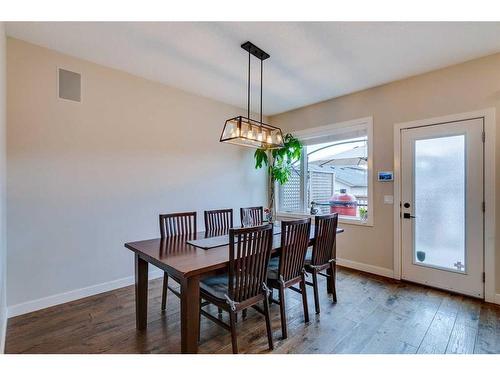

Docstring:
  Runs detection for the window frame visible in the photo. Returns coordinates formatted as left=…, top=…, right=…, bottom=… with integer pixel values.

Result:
left=276, top=116, right=374, bottom=227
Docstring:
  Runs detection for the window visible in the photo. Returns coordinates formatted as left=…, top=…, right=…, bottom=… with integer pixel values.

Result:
left=277, top=117, right=373, bottom=225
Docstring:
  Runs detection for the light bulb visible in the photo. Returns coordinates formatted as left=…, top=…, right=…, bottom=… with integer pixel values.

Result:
left=248, top=127, right=254, bottom=139
left=276, top=133, right=282, bottom=143
left=257, top=131, right=263, bottom=142
left=267, top=135, right=273, bottom=144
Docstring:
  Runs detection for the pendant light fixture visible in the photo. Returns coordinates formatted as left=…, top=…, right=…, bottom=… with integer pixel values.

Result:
left=220, top=41, right=284, bottom=149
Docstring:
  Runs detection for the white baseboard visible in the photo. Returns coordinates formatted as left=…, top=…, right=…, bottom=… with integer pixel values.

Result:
left=7, top=270, right=163, bottom=319
left=494, top=294, right=500, bottom=305
left=336, top=257, right=394, bottom=279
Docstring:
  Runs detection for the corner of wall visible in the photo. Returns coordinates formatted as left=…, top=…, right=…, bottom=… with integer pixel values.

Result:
left=0, top=21, right=7, bottom=353
left=0, top=308, right=6, bottom=354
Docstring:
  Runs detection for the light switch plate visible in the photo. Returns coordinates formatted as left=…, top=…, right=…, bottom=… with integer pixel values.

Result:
left=384, top=195, right=394, bottom=204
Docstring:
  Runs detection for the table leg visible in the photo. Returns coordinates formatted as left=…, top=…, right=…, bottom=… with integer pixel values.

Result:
left=180, top=275, right=200, bottom=354
left=135, top=254, right=148, bottom=330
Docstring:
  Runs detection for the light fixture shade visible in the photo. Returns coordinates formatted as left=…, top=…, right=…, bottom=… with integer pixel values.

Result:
left=220, top=116, right=284, bottom=149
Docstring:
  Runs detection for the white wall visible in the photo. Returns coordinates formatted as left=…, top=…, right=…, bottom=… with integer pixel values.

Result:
left=0, top=23, right=7, bottom=352
left=6, top=38, right=267, bottom=315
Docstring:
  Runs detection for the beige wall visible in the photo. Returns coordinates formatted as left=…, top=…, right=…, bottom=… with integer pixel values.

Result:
left=6, top=38, right=266, bottom=309
left=271, top=53, right=500, bottom=295
left=0, top=23, right=7, bottom=352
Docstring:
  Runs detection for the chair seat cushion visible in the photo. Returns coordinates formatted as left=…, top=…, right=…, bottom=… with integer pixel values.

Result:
left=267, top=249, right=313, bottom=278
left=267, top=256, right=279, bottom=279
left=304, top=248, right=312, bottom=264
left=200, top=274, right=229, bottom=300
left=268, top=256, right=279, bottom=269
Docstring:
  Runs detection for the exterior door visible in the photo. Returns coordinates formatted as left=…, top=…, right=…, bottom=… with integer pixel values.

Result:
left=400, top=118, right=484, bottom=298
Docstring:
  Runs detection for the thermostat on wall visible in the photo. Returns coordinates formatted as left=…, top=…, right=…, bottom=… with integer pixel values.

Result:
left=378, top=171, right=393, bottom=181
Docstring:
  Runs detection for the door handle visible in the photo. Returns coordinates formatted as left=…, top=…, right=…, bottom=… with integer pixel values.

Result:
left=403, top=213, right=416, bottom=219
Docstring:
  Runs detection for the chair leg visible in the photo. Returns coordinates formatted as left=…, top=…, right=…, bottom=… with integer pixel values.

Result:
left=330, top=262, right=337, bottom=303
left=278, top=285, right=288, bottom=339
left=300, top=274, right=309, bottom=323
left=229, top=311, right=238, bottom=354
left=268, top=287, right=273, bottom=305
left=161, top=272, right=168, bottom=311
left=242, top=309, right=247, bottom=319
left=198, top=297, right=202, bottom=343
left=218, top=307, right=223, bottom=316
left=312, top=270, right=320, bottom=314
left=263, top=297, right=274, bottom=350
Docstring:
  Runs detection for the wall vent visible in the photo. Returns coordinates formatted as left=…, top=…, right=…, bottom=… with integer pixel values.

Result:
left=58, top=68, right=81, bottom=102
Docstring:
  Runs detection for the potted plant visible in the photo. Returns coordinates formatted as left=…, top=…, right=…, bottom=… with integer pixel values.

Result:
left=254, top=133, right=303, bottom=221
left=359, top=206, right=368, bottom=222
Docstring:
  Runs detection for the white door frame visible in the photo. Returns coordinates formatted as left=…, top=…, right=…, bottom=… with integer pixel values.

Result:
left=393, top=108, right=496, bottom=303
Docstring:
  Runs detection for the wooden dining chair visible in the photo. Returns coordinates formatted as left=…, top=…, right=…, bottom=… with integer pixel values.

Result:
left=204, top=208, right=233, bottom=236
left=240, top=206, right=263, bottom=226
left=199, top=224, right=275, bottom=354
left=304, top=213, right=339, bottom=314
left=267, top=218, right=311, bottom=339
left=159, top=211, right=197, bottom=311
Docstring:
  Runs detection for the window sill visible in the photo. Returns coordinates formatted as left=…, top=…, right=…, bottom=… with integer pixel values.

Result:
left=276, top=211, right=374, bottom=227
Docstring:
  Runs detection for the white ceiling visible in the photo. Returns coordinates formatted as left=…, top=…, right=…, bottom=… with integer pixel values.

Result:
left=6, top=22, right=500, bottom=115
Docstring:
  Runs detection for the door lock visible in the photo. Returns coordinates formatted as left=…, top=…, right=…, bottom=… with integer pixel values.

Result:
left=403, top=213, right=416, bottom=219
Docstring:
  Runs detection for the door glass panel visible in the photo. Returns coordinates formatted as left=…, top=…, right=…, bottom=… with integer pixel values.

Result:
left=413, top=135, right=466, bottom=272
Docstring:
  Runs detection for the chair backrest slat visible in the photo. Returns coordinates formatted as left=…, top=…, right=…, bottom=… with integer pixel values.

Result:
left=240, top=206, right=264, bottom=226
left=159, top=211, right=197, bottom=239
left=204, top=209, right=233, bottom=236
left=279, top=218, right=311, bottom=282
left=228, top=224, right=273, bottom=303
left=311, top=213, right=338, bottom=266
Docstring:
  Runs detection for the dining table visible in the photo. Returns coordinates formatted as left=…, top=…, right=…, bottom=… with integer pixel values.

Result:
left=124, top=221, right=344, bottom=353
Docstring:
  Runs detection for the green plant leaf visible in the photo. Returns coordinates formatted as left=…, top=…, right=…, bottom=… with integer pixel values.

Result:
left=254, top=149, right=268, bottom=169
left=253, top=133, right=303, bottom=185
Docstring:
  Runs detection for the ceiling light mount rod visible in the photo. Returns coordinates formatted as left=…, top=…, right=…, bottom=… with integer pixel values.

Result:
left=247, top=46, right=250, bottom=119
left=241, top=41, right=269, bottom=123
left=260, top=58, right=263, bottom=124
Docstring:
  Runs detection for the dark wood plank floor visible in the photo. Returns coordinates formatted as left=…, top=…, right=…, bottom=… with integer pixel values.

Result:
left=6, top=267, right=500, bottom=354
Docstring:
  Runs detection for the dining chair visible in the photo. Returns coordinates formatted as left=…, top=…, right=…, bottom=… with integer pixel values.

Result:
left=159, top=211, right=197, bottom=311
left=267, top=218, right=311, bottom=339
left=199, top=224, right=274, bottom=354
left=204, top=208, right=233, bottom=236
left=203, top=209, right=234, bottom=318
left=240, top=206, right=263, bottom=226
left=304, top=213, right=339, bottom=314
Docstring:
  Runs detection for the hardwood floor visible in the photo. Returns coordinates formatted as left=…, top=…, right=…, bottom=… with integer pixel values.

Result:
left=5, top=267, right=500, bottom=354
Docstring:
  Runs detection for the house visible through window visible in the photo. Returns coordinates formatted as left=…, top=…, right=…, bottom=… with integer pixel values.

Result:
left=278, top=119, right=372, bottom=224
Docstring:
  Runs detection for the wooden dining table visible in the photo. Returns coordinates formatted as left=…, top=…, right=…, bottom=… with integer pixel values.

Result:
left=124, top=222, right=344, bottom=353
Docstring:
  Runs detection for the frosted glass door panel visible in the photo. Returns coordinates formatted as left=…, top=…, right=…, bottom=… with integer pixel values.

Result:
left=414, top=135, right=465, bottom=272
